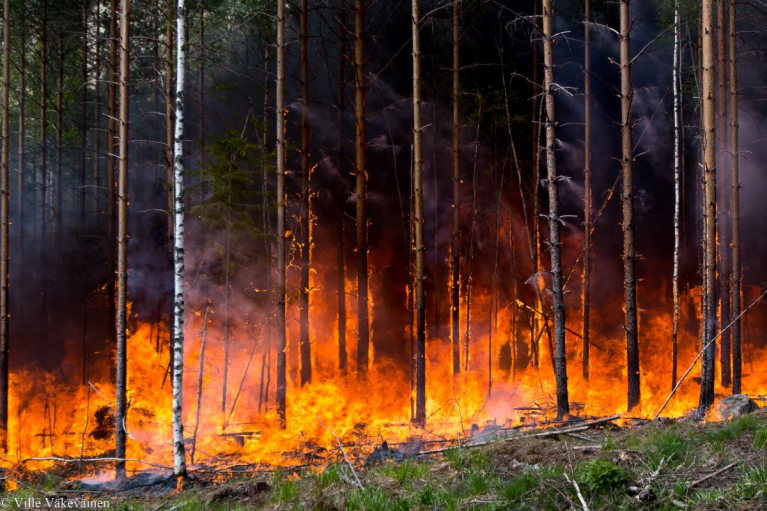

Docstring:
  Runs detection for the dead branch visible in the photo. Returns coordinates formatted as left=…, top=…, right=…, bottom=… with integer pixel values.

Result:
left=317, top=417, right=363, bottom=489
left=564, top=473, right=590, bottom=511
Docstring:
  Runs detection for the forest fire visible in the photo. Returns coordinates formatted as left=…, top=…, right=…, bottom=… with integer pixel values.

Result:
left=1, top=0, right=767, bottom=506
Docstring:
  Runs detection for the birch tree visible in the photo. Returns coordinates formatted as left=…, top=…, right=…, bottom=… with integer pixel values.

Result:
left=542, top=0, right=569, bottom=419
left=672, top=0, right=682, bottom=389
left=172, top=0, right=187, bottom=478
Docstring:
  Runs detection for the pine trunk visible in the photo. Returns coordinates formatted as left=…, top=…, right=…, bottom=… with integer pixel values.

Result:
left=0, top=0, right=10, bottom=453
left=542, top=0, right=569, bottom=420
left=171, top=0, right=187, bottom=478
left=620, top=0, right=640, bottom=411
left=354, top=0, right=369, bottom=377
left=299, top=0, right=311, bottom=386
left=115, top=0, right=130, bottom=480
left=715, top=0, right=730, bottom=388
left=165, top=0, right=175, bottom=251
left=106, top=0, right=117, bottom=372
left=582, top=0, right=591, bottom=381
left=450, top=0, right=460, bottom=376
left=337, top=7, right=347, bottom=375
left=80, top=1, right=88, bottom=222
left=699, top=0, right=717, bottom=414
left=275, top=0, right=287, bottom=425
left=39, top=2, right=48, bottom=312
left=729, top=0, right=741, bottom=394
left=412, top=0, right=426, bottom=427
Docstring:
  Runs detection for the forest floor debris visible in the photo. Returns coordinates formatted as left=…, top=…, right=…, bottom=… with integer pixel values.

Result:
left=4, top=408, right=767, bottom=509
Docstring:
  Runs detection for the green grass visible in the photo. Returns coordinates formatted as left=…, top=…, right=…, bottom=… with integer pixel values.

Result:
left=499, top=471, right=538, bottom=502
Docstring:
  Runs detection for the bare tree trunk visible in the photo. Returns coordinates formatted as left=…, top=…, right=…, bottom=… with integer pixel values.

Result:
left=337, top=8, right=347, bottom=375
left=93, top=0, right=102, bottom=216
left=729, top=0, right=740, bottom=395
left=39, top=1, right=48, bottom=313
left=165, top=0, right=175, bottom=251
left=171, top=0, right=187, bottom=477
left=354, top=0, right=369, bottom=377
left=0, top=0, right=10, bottom=453
left=16, top=17, right=24, bottom=319
left=114, top=0, right=130, bottom=480
left=55, top=38, right=63, bottom=251
left=620, top=0, right=640, bottom=411
left=699, top=0, right=717, bottom=414
left=450, top=0, right=460, bottom=376
left=198, top=1, right=204, bottom=166
left=672, top=0, right=682, bottom=390
left=107, top=0, right=117, bottom=373
left=80, top=1, right=88, bottom=222
left=716, top=0, right=731, bottom=388
left=463, top=124, right=478, bottom=372
left=542, top=0, right=569, bottom=420
left=275, top=0, right=287, bottom=425
left=581, top=0, right=591, bottom=381
left=299, top=0, right=312, bottom=386
left=412, top=0, right=426, bottom=427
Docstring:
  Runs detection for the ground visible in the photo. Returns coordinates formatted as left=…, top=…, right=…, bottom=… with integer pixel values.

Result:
left=5, top=410, right=767, bottom=510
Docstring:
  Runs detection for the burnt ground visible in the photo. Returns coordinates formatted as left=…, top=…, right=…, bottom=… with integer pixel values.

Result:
left=4, top=409, right=767, bottom=510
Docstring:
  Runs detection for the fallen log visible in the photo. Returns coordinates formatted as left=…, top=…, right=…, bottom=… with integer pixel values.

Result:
left=414, top=414, right=621, bottom=455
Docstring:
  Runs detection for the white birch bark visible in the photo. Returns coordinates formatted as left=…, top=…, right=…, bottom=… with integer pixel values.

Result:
left=172, top=0, right=187, bottom=478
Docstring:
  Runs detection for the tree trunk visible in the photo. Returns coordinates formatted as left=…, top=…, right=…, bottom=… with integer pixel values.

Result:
left=450, top=0, right=460, bottom=376
left=699, top=0, right=717, bottom=414
left=620, top=0, right=640, bottom=411
left=171, top=0, right=187, bottom=478
left=582, top=0, right=591, bottom=381
left=299, top=0, right=312, bottom=386
left=16, top=17, right=24, bottom=320
left=542, top=0, right=569, bottom=420
left=412, top=0, right=426, bottom=427
left=716, top=0, right=731, bottom=388
left=672, top=0, right=682, bottom=390
left=107, top=0, right=117, bottom=374
left=275, top=0, right=287, bottom=425
left=337, top=7, right=347, bottom=375
left=165, top=0, right=175, bottom=251
left=0, top=0, right=10, bottom=453
left=115, top=0, right=130, bottom=480
left=198, top=1, right=204, bottom=166
left=80, top=0, right=88, bottom=222
left=55, top=38, right=63, bottom=251
left=729, top=0, right=740, bottom=395
left=39, top=1, right=48, bottom=313
left=354, top=0, right=369, bottom=377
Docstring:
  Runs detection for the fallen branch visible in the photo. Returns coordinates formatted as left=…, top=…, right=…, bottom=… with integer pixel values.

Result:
left=564, top=473, right=590, bottom=511
left=22, top=457, right=171, bottom=471
left=632, top=458, right=665, bottom=501
left=317, top=417, right=363, bottom=489
left=654, top=288, right=767, bottom=419
left=688, top=457, right=750, bottom=489
left=415, top=415, right=621, bottom=455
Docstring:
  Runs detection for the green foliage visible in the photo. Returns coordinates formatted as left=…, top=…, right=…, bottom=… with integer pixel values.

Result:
left=577, top=459, right=625, bottom=494
left=500, top=471, right=538, bottom=502
left=379, top=460, right=429, bottom=489
left=271, top=478, right=298, bottom=504
left=640, top=430, right=691, bottom=468
left=754, top=427, right=767, bottom=450
left=346, top=487, right=408, bottom=511
left=705, top=414, right=760, bottom=444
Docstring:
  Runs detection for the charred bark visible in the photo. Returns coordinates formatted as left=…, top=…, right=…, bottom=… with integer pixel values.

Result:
left=542, top=0, right=569, bottom=420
